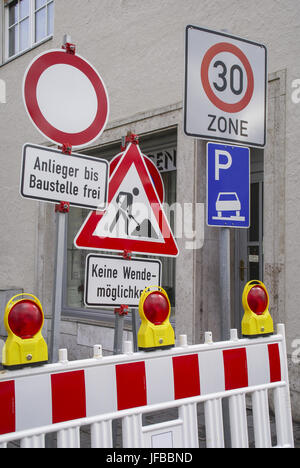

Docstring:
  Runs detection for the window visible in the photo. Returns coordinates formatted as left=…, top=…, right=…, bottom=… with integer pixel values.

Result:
left=4, top=0, right=54, bottom=60
left=63, top=130, right=177, bottom=322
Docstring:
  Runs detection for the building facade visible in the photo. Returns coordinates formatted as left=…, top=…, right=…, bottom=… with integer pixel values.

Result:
left=1, top=0, right=300, bottom=420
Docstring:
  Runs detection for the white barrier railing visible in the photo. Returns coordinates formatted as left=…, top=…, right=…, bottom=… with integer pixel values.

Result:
left=0, top=324, right=294, bottom=448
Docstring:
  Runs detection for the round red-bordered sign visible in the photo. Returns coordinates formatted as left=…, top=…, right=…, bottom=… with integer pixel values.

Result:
left=200, top=42, right=254, bottom=113
left=23, top=49, right=109, bottom=148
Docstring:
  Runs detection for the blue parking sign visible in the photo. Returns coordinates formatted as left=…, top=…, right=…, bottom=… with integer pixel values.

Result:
left=207, top=142, right=250, bottom=228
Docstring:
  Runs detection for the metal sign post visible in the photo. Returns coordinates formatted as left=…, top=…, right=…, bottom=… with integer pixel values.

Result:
left=219, top=227, right=231, bottom=341
left=112, top=307, right=140, bottom=353
left=113, top=305, right=128, bottom=355
left=49, top=142, right=72, bottom=363
left=49, top=201, right=68, bottom=363
left=131, top=309, right=140, bottom=352
left=219, top=227, right=231, bottom=448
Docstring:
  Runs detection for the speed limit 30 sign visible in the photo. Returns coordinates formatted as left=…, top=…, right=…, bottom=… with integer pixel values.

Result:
left=184, top=26, right=267, bottom=147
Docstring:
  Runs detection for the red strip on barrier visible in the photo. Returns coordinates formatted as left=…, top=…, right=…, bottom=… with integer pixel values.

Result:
left=172, top=354, right=201, bottom=399
left=268, top=343, right=281, bottom=382
left=223, top=348, right=248, bottom=390
left=0, top=380, right=15, bottom=435
left=51, top=370, right=86, bottom=423
left=116, top=361, right=147, bottom=410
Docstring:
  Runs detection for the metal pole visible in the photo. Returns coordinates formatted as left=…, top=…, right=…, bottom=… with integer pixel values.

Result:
left=113, top=313, right=125, bottom=355
left=49, top=34, right=72, bottom=364
left=46, top=34, right=72, bottom=448
left=131, top=309, right=139, bottom=352
left=46, top=210, right=67, bottom=448
left=219, top=227, right=231, bottom=341
left=49, top=211, right=67, bottom=363
left=219, top=227, right=231, bottom=448
left=112, top=309, right=126, bottom=447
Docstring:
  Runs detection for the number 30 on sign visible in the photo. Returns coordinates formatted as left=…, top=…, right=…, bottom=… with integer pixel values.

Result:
left=184, top=25, right=266, bottom=148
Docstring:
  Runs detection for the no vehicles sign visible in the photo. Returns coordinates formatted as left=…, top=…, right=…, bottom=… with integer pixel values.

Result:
left=184, top=26, right=267, bottom=147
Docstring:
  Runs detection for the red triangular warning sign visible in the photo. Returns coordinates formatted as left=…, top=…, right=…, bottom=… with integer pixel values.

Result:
left=74, top=143, right=179, bottom=257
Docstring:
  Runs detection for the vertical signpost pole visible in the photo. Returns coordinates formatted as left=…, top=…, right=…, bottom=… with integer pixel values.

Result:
left=49, top=147, right=71, bottom=363
left=131, top=309, right=139, bottom=352
left=48, top=36, right=74, bottom=363
left=219, top=227, right=231, bottom=448
left=49, top=204, right=68, bottom=363
left=219, top=227, right=231, bottom=341
left=113, top=305, right=128, bottom=355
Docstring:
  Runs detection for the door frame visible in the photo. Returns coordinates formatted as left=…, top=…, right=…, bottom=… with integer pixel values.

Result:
left=234, top=155, right=264, bottom=332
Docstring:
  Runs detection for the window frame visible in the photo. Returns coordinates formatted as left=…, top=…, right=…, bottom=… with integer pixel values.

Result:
left=4, top=0, right=54, bottom=62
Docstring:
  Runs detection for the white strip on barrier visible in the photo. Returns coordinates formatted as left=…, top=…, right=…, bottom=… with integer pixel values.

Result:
left=205, top=398, right=224, bottom=448
left=0, top=324, right=294, bottom=448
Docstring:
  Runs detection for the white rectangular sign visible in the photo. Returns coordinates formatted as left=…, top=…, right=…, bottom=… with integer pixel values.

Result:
left=184, top=25, right=267, bottom=147
left=85, top=254, right=162, bottom=308
left=20, top=143, right=109, bottom=210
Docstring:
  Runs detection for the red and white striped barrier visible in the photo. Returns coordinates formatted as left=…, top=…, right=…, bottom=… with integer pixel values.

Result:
left=0, top=324, right=294, bottom=448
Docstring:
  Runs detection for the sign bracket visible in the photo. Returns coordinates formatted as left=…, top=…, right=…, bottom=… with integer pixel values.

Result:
left=121, top=132, right=139, bottom=151
left=62, top=41, right=76, bottom=55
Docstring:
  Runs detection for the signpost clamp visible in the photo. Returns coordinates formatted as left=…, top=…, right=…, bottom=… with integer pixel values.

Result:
left=55, top=201, right=70, bottom=213
left=54, top=142, right=72, bottom=213
left=59, top=143, right=72, bottom=155
left=62, top=33, right=76, bottom=55
left=114, top=305, right=129, bottom=317
left=121, top=132, right=139, bottom=151
left=121, top=249, right=132, bottom=260
left=62, top=42, right=76, bottom=55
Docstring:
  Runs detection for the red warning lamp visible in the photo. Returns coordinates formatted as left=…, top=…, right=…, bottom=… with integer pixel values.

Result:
left=143, top=291, right=170, bottom=325
left=246, top=285, right=268, bottom=316
left=242, top=280, right=274, bottom=337
left=2, top=294, right=48, bottom=368
left=8, top=300, right=44, bottom=339
left=138, top=286, right=175, bottom=351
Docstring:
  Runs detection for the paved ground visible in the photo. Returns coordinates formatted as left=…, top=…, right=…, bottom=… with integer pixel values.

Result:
left=293, top=422, right=300, bottom=448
